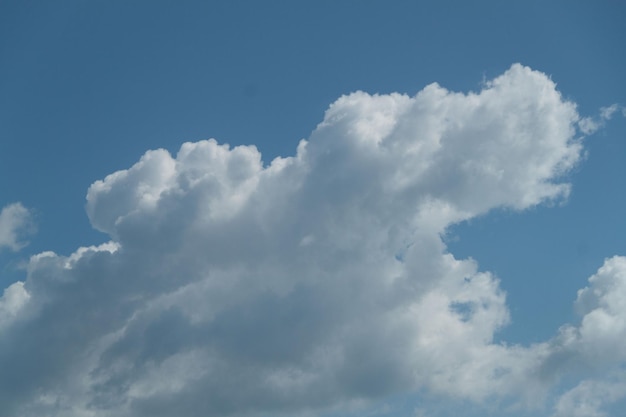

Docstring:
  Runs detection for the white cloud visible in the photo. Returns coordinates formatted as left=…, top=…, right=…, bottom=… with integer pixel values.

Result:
left=0, top=202, right=34, bottom=251
left=574, top=256, right=626, bottom=362
left=1, top=64, right=623, bottom=417
left=0, top=281, right=30, bottom=328
left=578, top=103, right=625, bottom=135
left=552, top=373, right=626, bottom=417
left=529, top=256, right=626, bottom=381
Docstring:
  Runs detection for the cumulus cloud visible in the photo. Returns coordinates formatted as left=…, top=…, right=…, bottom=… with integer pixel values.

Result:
left=0, top=64, right=623, bottom=417
left=539, top=256, right=626, bottom=417
left=574, top=256, right=626, bottom=361
left=0, top=202, right=34, bottom=252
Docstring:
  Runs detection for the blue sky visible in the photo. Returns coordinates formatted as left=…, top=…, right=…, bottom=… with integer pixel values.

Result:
left=1, top=1, right=625, bottom=417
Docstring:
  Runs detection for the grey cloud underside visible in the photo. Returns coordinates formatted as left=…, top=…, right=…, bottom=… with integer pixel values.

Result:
left=1, top=64, right=625, bottom=417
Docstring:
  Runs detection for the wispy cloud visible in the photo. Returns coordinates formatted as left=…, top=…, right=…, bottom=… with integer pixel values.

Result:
left=578, top=103, right=625, bottom=135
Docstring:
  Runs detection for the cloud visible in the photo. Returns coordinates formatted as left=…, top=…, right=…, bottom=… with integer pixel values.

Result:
left=542, top=256, right=626, bottom=417
left=0, top=281, right=30, bottom=328
left=578, top=103, right=625, bottom=135
left=0, top=202, right=35, bottom=252
left=552, top=373, right=626, bottom=417
left=1, top=64, right=623, bottom=417
left=574, top=256, right=626, bottom=362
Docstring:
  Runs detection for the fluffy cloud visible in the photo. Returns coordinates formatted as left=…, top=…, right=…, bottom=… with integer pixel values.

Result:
left=574, top=256, right=626, bottom=361
left=0, top=64, right=623, bottom=417
left=0, top=202, right=34, bottom=252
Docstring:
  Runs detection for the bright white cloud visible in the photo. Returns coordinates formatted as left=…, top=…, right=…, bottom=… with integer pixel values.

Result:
left=0, top=202, right=34, bottom=251
left=0, top=64, right=623, bottom=417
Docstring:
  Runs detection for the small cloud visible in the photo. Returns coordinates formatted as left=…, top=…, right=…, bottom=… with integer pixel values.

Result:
left=0, top=203, right=35, bottom=252
left=578, top=104, right=625, bottom=135
left=599, top=104, right=620, bottom=120
left=578, top=117, right=600, bottom=135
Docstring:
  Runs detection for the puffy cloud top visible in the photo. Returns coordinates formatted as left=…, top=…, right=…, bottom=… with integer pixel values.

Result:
left=1, top=64, right=623, bottom=417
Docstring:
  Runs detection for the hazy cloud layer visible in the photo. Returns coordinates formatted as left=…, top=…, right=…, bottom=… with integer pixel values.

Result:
left=1, top=64, right=624, bottom=417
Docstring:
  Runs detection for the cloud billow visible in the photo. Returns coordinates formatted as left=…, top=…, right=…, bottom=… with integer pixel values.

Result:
left=1, top=64, right=624, bottom=417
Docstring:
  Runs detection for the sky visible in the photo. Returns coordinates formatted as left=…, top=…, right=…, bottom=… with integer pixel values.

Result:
left=1, top=1, right=625, bottom=417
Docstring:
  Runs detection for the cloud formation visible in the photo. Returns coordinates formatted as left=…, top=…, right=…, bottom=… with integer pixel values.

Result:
left=0, top=202, right=34, bottom=252
left=1, top=64, right=624, bottom=417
